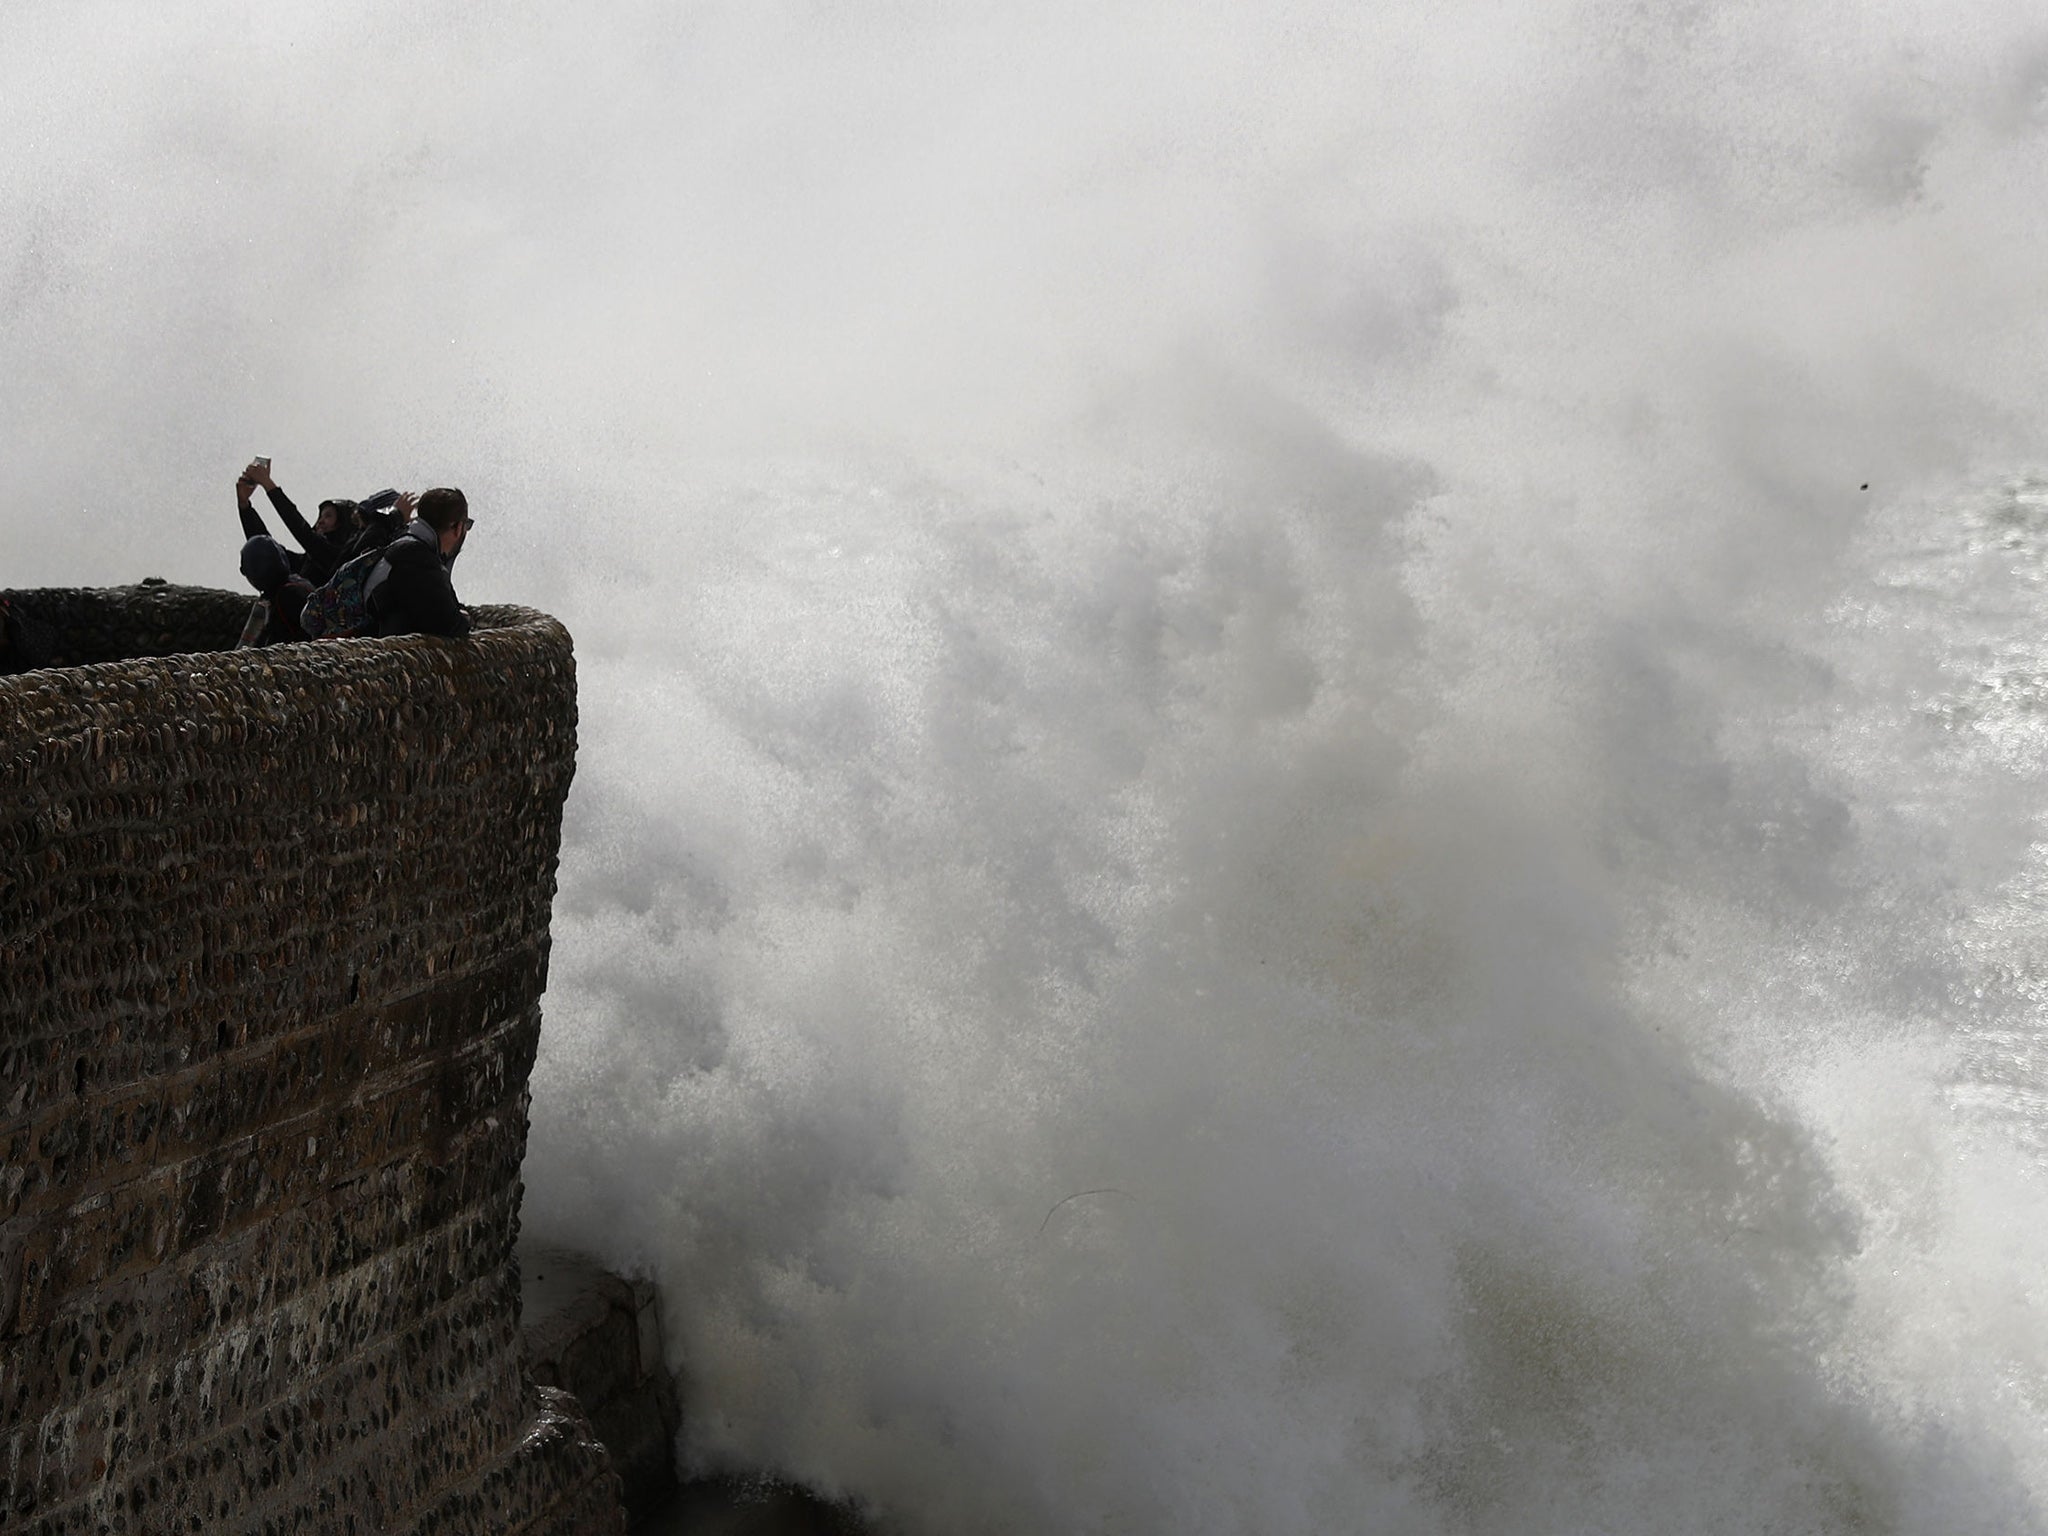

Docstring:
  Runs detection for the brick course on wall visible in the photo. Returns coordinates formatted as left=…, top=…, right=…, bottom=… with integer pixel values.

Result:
left=0, top=586, right=624, bottom=1535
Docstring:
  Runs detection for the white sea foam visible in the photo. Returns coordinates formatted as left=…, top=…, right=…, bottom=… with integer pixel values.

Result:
left=6, top=2, right=2048, bottom=1530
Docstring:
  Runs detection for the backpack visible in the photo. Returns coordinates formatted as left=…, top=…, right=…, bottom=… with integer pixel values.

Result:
left=299, top=543, right=392, bottom=640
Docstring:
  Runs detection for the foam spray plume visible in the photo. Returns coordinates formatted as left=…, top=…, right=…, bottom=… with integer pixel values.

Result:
left=5, top=2, right=2048, bottom=1531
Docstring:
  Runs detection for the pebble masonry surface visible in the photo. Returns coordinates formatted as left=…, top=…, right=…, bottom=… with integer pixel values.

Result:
left=0, top=586, right=625, bottom=1535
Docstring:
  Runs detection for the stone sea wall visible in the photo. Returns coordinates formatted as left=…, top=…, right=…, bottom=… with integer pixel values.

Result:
left=0, top=586, right=625, bottom=1534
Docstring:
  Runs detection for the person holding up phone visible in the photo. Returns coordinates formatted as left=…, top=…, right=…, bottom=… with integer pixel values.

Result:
left=235, top=458, right=358, bottom=586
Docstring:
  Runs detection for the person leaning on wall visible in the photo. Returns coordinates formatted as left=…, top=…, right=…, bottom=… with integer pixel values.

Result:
left=364, top=487, right=474, bottom=639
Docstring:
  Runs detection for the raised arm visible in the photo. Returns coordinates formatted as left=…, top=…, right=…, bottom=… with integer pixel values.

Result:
left=236, top=465, right=269, bottom=542
left=249, top=460, right=323, bottom=556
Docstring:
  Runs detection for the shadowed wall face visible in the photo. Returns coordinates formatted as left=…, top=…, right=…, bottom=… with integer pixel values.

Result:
left=0, top=595, right=618, bottom=1535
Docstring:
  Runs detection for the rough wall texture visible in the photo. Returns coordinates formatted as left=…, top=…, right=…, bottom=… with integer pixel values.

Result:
left=0, top=586, right=625, bottom=1535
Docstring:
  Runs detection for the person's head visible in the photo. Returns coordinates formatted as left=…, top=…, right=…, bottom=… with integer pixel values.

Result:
left=315, top=499, right=359, bottom=538
left=239, top=535, right=293, bottom=594
left=417, top=487, right=471, bottom=557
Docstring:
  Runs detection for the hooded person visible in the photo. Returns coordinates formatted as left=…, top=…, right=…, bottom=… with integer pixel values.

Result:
left=363, top=487, right=473, bottom=639
left=345, top=488, right=412, bottom=559
left=235, top=534, right=314, bottom=647
left=235, top=460, right=359, bottom=586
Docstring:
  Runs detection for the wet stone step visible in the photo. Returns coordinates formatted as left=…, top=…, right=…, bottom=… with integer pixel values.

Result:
left=516, top=1241, right=868, bottom=1534
left=518, top=1242, right=681, bottom=1524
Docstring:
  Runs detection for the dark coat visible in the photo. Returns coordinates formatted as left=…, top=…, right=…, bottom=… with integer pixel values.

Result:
left=366, top=521, right=471, bottom=639
left=258, top=578, right=315, bottom=646
left=345, top=497, right=410, bottom=561
left=238, top=485, right=352, bottom=586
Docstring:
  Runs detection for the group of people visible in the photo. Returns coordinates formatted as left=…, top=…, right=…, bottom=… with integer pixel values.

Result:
left=0, top=461, right=476, bottom=677
left=235, top=459, right=475, bottom=646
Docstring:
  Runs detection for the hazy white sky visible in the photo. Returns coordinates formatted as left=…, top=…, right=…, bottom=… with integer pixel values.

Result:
left=9, top=4, right=2048, bottom=1531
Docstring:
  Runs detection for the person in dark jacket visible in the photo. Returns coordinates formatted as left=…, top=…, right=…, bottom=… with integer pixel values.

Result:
left=236, top=460, right=359, bottom=586
left=345, top=489, right=417, bottom=560
left=235, top=536, right=314, bottom=647
left=365, top=487, right=472, bottom=639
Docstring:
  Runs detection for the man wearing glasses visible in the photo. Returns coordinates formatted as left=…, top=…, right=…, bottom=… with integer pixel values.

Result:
left=367, top=487, right=475, bottom=639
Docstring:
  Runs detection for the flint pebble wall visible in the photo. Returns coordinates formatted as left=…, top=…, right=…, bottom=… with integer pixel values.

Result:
left=0, top=586, right=625, bottom=1534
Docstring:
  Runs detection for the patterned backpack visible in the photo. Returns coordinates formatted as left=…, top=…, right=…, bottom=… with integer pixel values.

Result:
left=299, top=544, right=392, bottom=640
